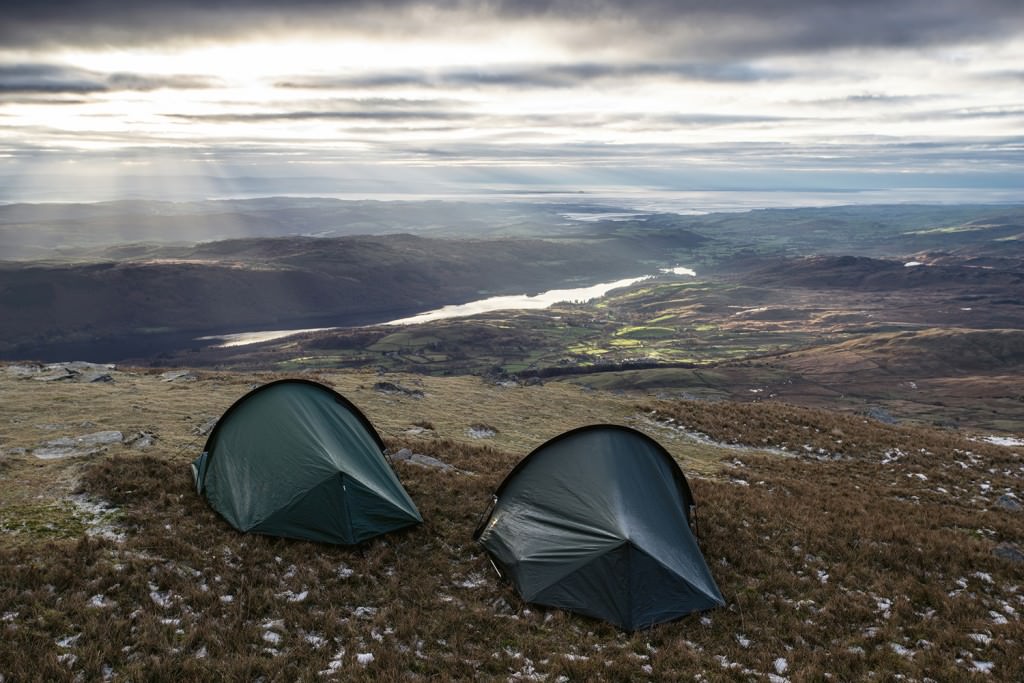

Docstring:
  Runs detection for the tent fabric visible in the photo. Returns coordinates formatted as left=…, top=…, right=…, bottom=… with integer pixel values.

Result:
left=475, top=424, right=724, bottom=631
left=192, top=379, right=421, bottom=545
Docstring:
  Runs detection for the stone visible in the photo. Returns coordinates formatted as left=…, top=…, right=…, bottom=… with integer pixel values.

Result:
left=993, top=543, right=1024, bottom=563
left=996, top=494, right=1021, bottom=512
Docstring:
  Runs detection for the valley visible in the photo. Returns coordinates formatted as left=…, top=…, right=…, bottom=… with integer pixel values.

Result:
left=2, top=200, right=1023, bottom=433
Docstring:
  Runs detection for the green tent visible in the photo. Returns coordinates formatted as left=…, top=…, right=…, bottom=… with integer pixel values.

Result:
left=474, top=424, right=724, bottom=631
left=192, top=379, right=421, bottom=545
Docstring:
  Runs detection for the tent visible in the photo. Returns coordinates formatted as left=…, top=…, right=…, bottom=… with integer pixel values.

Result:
left=474, top=424, right=724, bottom=631
left=192, top=378, right=421, bottom=545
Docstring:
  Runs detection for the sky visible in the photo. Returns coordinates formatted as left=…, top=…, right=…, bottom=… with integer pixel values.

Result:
left=1, top=0, right=1023, bottom=202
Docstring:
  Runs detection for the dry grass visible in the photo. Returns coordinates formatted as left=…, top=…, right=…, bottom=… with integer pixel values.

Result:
left=1, top=364, right=1022, bottom=680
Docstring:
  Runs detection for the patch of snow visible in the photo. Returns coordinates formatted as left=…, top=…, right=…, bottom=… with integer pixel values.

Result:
left=890, top=643, right=914, bottom=657
left=736, top=635, right=752, bottom=648
left=774, top=657, right=789, bottom=675
left=989, top=611, right=1009, bottom=625
left=305, top=633, right=327, bottom=649
left=56, top=653, right=78, bottom=667
left=973, top=571, right=994, bottom=585
left=219, top=595, right=234, bottom=603
left=353, top=606, right=378, bottom=620
left=148, top=584, right=172, bottom=608
left=356, top=652, right=374, bottom=666
left=337, top=563, right=354, bottom=579
left=980, top=435, right=1024, bottom=447
left=263, top=631, right=282, bottom=645
left=319, top=648, right=347, bottom=676
left=454, top=573, right=488, bottom=589
left=195, top=646, right=208, bottom=659
left=969, top=633, right=992, bottom=646
left=88, top=594, right=113, bottom=608
left=904, top=261, right=924, bottom=267
left=278, top=589, right=308, bottom=602
left=56, top=634, right=81, bottom=648
left=972, top=660, right=995, bottom=674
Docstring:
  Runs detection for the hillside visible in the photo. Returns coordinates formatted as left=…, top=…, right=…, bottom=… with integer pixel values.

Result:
left=0, top=232, right=700, bottom=361
left=1, top=363, right=1022, bottom=680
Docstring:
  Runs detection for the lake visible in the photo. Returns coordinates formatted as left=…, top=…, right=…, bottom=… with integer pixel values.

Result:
left=200, top=267, right=696, bottom=348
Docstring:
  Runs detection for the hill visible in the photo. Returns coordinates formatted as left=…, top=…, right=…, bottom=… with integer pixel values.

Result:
left=1, top=364, right=1022, bottom=680
left=0, top=232, right=702, bottom=361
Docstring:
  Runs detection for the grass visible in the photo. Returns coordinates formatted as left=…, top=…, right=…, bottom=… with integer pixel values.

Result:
left=1, top=365, right=1022, bottom=680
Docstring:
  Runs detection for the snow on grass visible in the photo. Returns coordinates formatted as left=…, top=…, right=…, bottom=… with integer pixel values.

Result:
left=773, top=657, right=789, bottom=674
left=969, top=633, right=993, bottom=646
left=148, top=583, right=173, bottom=608
left=277, top=589, right=309, bottom=602
left=978, top=435, right=1024, bottom=447
left=319, top=647, right=346, bottom=676
left=356, top=652, right=375, bottom=666
left=453, top=573, right=488, bottom=589
left=971, top=660, right=996, bottom=674
left=890, top=643, right=914, bottom=658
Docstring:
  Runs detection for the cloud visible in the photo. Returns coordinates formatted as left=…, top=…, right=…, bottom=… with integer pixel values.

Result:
left=277, top=61, right=789, bottom=92
left=0, top=63, right=218, bottom=97
left=2, top=1, right=1021, bottom=57
left=169, top=109, right=468, bottom=122
left=0, top=64, right=106, bottom=94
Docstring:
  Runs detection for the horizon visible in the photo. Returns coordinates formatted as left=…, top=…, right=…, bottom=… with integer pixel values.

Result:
left=2, top=1, right=1023, bottom=207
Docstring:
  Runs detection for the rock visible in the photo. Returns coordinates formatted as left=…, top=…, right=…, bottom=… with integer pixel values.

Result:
left=161, top=370, right=197, bottom=382
left=467, top=424, right=497, bottom=439
left=34, top=367, right=76, bottom=382
left=993, top=543, right=1024, bottom=563
left=865, top=406, right=898, bottom=424
left=125, top=431, right=157, bottom=450
left=192, top=417, right=218, bottom=436
left=389, top=448, right=413, bottom=462
left=33, top=430, right=123, bottom=460
left=409, top=453, right=455, bottom=471
left=84, top=372, right=114, bottom=383
left=6, top=364, right=42, bottom=377
left=373, top=381, right=424, bottom=398
left=996, top=494, right=1022, bottom=512
left=390, top=448, right=465, bottom=473
left=77, top=431, right=124, bottom=446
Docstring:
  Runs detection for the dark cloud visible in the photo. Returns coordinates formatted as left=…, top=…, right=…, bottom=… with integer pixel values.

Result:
left=0, top=63, right=218, bottom=97
left=0, top=64, right=106, bottom=94
left=277, top=61, right=787, bottom=92
left=2, top=1, right=1021, bottom=56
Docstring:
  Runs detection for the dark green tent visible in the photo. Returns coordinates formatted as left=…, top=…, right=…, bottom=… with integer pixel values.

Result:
left=474, top=424, right=724, bottom=631
left=192, top=379, right=421, bottom=545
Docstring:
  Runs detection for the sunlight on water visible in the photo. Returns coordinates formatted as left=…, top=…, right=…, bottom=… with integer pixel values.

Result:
left=197, top=267, right=697, bottom=347
left=383, top=275, right=652, bottom=326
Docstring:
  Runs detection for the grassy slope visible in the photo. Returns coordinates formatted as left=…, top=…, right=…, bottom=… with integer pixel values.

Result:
left=1, top=365, right=1022, bottom=681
